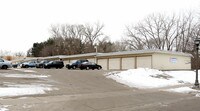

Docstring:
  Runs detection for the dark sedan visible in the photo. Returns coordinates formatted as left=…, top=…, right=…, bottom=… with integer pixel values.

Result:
left=79, top=62, right=102, bottom=70
left=44, top=61, right=64, bottom=69
left=66, top=59, right=88, bottom=69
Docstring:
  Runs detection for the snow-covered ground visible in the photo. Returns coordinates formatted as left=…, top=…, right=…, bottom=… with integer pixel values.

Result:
left=0, top=105, right=10, bottom=111
left=105, top=68, right=200, bottom=95
left=0, top=72, right=56, bottom=111
left=0, top=73, right=54, bottom=97
left=0, top=84, right=53, bottom=97
left=12, top=68, right=36, bottom=73
left=0, top=73, right=49, bottom=78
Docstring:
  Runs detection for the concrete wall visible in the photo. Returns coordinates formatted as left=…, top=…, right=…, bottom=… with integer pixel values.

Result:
left=152, top=54, right=191, bottom=70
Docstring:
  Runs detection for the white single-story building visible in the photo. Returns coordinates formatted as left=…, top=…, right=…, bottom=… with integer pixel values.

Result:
left=60, top=50, right=192, bottom=70
left=96, top=50, right=191, bottom=70
left=12, top=50, right=192, bottom=70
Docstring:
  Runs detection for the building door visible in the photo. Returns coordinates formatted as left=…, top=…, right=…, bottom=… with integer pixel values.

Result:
left=137, top=56, right=152, bottom=68
left=122, top=57, right=135, bottom=69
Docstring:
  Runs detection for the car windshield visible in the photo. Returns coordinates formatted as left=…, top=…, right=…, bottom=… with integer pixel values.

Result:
left=88, top=62, right=96, bottom=65
left=40, top=60, right=49, bottom=63
left=91, top=62, right=96, bottom=65
left=82, top=62, right=89, bottom=64
left=0, top=59, right=4, bottom=62
left=69, top=61, right=76, bottom=65
left=49, top=61, right=53, bottom=64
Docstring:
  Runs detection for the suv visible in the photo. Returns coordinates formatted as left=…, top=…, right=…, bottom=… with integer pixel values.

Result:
left=21, top=61, right=37, bottom=68
left=0, top=58, right=12, bottom=69
left=44, top=61, right=64, bottom=69
left=36, top=60, right=50, bottom=68
left=66, top=59, right=88, bottom=69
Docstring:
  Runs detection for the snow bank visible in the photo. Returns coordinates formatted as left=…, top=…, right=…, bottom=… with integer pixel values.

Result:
left=0, top=74, right=49, bottom=78
left=0, top=105, right=9, bottom=111
left=0, top=84, right=52, bottom=97
left=0, top=107, right=8, bottom=111
left=106, top=68, right=195, bottom=89
left=165, top=87, right=198, bottom=94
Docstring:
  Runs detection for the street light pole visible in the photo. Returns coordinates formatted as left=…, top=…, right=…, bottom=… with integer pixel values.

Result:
left=194, top=38, right=200, bottom=88
left=95, top=45, right=98, bottom=63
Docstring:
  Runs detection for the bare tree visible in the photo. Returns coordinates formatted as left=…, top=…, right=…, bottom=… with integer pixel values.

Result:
left=124, top=12, right=198, bottom=52
left=84, top=23, right=104, bottom=47
left=112, top=38, right=127, bottom=51
left=0, top=50, right=12, bottom=57
left=14, top=52, right=25, bottom=57
left=176, top=12, right=198, bottom=52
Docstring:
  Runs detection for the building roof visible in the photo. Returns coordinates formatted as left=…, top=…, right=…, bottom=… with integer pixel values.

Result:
left=96, top=50, right=192, bottom=57
left=11, top=57, right=38, bottom=63
left=42, top=55, right=67, bottom=59
left=11, top=50, right=192, bottom=63
left=60, top=53, right=103, bottom=59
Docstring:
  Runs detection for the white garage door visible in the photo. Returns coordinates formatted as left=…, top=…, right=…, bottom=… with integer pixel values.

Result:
left=122, top=57, right=135, bottom=69
left=98, top=59, right=108, bottom=70
left=69, top=59, right=77, bottom=63
left=64, top=60, right=70, bottom=65
left=137, top=56, right=152, bottom=68
left=109, top=58, right=120, bottom=70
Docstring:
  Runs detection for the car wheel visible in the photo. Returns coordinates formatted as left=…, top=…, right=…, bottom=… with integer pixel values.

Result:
left=73, top=66, right=76, bottom=69
left=98, top=67, right=101, bottom=70
left=86, top=66, right=89, bottom=70
left=25, top=65, right=29, bottom=68
left=2, top=65, right=8, bottom=69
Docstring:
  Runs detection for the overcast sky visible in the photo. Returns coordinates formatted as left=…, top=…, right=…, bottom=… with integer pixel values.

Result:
left=0, top=0, right=199, bottom=54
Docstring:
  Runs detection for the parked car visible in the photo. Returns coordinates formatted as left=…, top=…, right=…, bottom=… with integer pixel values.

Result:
left=44, top=61, right=64, bottom=69
left=0, top=58, right=12, bottom=69
left=36, top=60, right=50, bottom=68
left=21, top=61, right=37, bottom=68
left=79, top=62, right=102, bottom=70
left=12, top=63, right=19, bottom=68
left=66, top=59, right=88, bottom=69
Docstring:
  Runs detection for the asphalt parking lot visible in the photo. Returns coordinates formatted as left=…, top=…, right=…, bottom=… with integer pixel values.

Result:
left=0, top=68, right=200, bottom=111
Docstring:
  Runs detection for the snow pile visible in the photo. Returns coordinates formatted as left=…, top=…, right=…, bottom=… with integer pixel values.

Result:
left=165, top=87, right=198, bottom=93
left=0, top=105, right=9, bottom=111
left=0, top=74, right=49, bottom=78
left=0, top=84, right=53, bottom=97
left=106, top=68, right=195, bottom=89
left=0, top=108, right=8, bottom=111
